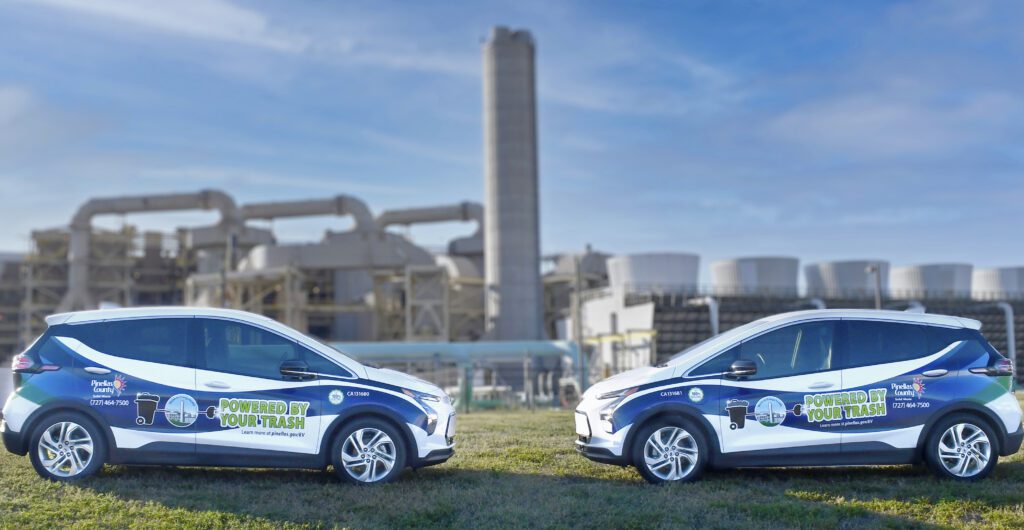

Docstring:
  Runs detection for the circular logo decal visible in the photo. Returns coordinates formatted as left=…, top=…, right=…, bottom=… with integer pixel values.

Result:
left=164, top=394, right=199, bottom=428
left=688, top=387, right=704, bottom=403
left=329, top=389, right=344, bottom=405
left=753, top=396, right=787, bottom=427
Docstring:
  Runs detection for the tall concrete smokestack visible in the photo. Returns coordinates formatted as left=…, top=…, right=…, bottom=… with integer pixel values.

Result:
left=483, top=26, right=543, bottom=340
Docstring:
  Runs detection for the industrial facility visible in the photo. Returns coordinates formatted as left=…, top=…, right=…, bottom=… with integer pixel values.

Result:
left=1, top=26, right=1023, bottom=409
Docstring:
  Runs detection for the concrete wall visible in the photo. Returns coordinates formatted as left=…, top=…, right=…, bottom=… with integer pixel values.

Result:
left=0, top=368, right=11, bottom=401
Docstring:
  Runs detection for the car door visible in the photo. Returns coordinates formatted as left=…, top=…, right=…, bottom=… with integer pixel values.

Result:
left=717, top=319, right=843, bottom=457
left=192, top=318, right=322, bottom=459
left=838, top=319, right=957, bottom=457
left=62, top=317, right=197, bottom=460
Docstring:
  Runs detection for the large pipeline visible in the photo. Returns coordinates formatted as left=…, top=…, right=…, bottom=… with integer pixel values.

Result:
left=241, top=195, right=377, bottom=232
left=60, top=189, right=241, bottom=311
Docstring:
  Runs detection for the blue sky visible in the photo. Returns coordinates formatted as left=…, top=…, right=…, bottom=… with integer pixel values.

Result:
left=0, top=0, right=1022, bottom=279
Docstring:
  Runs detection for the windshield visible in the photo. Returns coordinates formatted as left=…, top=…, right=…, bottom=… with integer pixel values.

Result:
left=661, top=318, right=767, bottom=366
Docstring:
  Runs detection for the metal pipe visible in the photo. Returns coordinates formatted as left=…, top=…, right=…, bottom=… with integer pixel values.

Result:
left=61, top=189, right=240, bottom=311
left=240, top=195, right=377, bottom=232
left=995, top=302, right=1016, bottom=380
left=376, top=201, right=482, bottom=234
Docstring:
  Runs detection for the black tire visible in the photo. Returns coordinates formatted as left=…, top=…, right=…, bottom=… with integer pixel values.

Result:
left=330, top=418, right=407, bottom=485
left=924, top=413, right=999, bottom=481
left=28, top=412, right=107, bottom=482
left=631, top=418, right=709, bottom=484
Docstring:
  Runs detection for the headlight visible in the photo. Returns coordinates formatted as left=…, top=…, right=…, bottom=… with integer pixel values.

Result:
left=403, top=389, right=441, bottom=434
left=597, top=387, right=638, bottom=434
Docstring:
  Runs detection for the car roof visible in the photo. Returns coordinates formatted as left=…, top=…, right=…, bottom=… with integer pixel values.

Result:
left=756, top=308, right=981, bottom=330
left=44, top=306, right=280, bottom=326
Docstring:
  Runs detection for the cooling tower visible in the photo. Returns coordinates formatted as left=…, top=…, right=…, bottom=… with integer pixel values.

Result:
left=483, top=26, right=543, bottom=340
left=804, top=260, right=890, bottom=298
left=606, top=253, right=700, bottom=294
left=972, top=267, right=1024, bottom=300
left=890, top=263, right=973, bottom=299
left=711, top=257, right=799, bottom=295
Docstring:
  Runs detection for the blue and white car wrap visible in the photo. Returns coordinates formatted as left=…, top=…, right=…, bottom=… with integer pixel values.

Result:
left=2, top=308, right=456, bottom=473
left=574, top=309, right=1023, bottom=471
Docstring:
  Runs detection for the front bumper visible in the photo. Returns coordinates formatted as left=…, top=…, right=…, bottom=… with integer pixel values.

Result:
left=413, top=447, right=455, bottom=468
left=573, top=406, right=632, bottom=465
left=575, top=440, right=629, bottom=466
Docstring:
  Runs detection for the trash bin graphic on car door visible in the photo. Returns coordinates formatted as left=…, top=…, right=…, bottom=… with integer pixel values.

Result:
left=134, top=393, right=161, bottom=425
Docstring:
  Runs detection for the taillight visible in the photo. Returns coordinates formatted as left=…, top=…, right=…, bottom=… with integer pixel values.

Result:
left=969, top=358, right=1014, bottom=377
left=11, top=353, right=59, bottom=374
left=11, top=354, right=34, bottom=372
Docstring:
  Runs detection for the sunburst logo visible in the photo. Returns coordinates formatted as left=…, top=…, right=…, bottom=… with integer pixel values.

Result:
left=113, top=374, right=127, bottom=396
left=912, top=377, right=925, bottom=398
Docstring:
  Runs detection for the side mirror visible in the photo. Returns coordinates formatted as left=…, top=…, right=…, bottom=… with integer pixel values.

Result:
left=726, top=359, right=757, bottom=379
left=280, top=360, right=315, bottom=381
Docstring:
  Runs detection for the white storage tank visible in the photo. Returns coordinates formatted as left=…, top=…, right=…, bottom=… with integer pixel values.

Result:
left=890, top=263, right=973, bottom=299
left=606, top=253, right=700, bottom=294
left=971, top=267, right=1024, bottom=300
left=805, top=260, right=890, bottom=298
left=711, top=256, right=798, bottom=295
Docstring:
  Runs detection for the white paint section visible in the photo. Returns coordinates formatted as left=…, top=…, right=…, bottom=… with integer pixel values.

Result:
left=1, top=393, right=39, bottom=433
left=110, top=427, right=194, bottom=449
left=60, top=337, right=196, bottom=390
left=195, top=420, right=320, bottom=454
left=195, top=369, right=317, bottom=393
left=987, top=392, right=1024, bottom=433
left=843, top=424, right=923, bottom=449
left=722, top=421, right=843, bottom=453
left=841, top=341, right=962, bottom=389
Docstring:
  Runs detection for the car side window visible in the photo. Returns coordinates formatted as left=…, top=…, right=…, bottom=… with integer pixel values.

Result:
left=70, top=318, right=191, bottom=367
left=739, top=321, right=835, bottom=379
left=841, top=320, right=928, bottom=368
left=197, top=319, right=350, bottom=379
left=690, top=346, right=740, bottom=376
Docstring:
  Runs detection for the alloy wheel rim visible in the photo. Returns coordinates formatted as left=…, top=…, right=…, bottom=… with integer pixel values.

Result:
left=341, top=428, right=397, bottom=482
left=644, top=426, right=698, bottom=481
left=37, top=421, right=94, bottom=478
left=937, top=423, right=991, bottom=478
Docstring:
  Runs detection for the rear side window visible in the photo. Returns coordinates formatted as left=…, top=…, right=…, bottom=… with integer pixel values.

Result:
left=841, top=320, right=927, bottom=368
left=197, top=319, right=351, bottom=379
left=69, top=318, right=191, bottom=367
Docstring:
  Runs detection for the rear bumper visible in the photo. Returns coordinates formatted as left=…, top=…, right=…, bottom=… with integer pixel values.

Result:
left=1, top=420, right=26, bottom=456
left=1002, top=424, right=1024, bottom=456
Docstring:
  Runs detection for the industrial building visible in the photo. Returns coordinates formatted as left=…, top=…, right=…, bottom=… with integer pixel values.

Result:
left=2, top=25, right=1022, bottom=407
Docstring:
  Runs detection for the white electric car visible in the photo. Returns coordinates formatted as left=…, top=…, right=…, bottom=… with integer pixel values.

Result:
left=575, top=310, right=1022, bottom=483
left=2, top=307, right=456, bottom=483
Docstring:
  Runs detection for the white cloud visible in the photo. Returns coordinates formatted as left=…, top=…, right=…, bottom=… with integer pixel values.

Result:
left=23, top=0, right=309, bottom=52
left=0, top=85, right=97, bottom=162
left=768, top=89, right=1022, bottom=157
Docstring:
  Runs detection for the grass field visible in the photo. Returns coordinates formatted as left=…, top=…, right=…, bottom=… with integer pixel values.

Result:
left=2, top=399, right=1023, bottom=529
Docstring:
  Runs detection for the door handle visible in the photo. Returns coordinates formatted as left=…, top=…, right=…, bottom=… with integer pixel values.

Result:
left=84, top=367, right=110, bottom=375
left=808, top=381, right=834, bottom=390
left=922, top=369, right=948, bottom=378
left=203, top=381, right=230, bottom=389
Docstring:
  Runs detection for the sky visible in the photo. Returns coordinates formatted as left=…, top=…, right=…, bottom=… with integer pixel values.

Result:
left=0, top=0, right=1022, bottom=281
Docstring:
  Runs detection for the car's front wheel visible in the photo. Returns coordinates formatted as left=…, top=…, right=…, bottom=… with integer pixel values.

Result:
left=631, top=418, right=708, bottom=484
left=924, top=414, right=998, bottom=481
left=28, top=412, right=107, bottom=482
left=331, top=418, right=407, bottom=485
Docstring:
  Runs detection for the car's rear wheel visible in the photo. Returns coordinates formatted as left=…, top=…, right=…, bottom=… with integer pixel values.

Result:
left=631, top=418, right=708, bottom=484
left=28, top=412, right=107, bottom=482
left=331, top=418, right=407, bottom=485
left=925, top=414, right=998, bottom=481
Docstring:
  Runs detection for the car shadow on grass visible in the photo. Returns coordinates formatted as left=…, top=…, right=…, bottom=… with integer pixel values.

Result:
left=70, top=460, right=1023, bottom=528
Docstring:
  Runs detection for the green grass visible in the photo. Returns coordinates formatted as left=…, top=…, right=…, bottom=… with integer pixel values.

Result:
left=2, top=398, right=1023, bottom=529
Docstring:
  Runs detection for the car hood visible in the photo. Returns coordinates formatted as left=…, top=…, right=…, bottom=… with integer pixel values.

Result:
left=584, top=365, right=672, bottom=398
left=363, top=365, right=443, bottom=396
